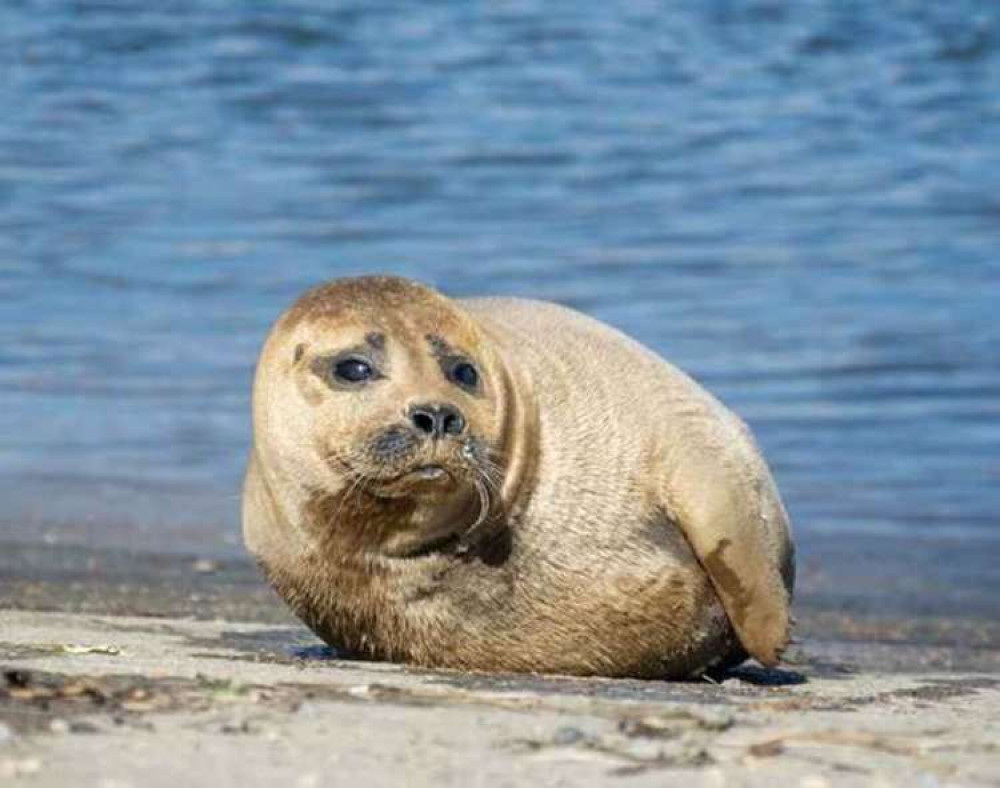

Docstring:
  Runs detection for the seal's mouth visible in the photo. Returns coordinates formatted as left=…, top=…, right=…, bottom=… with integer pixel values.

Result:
left=402, top=464, right=451, bottom=482
left=385, top=463, right=457, bottom=490
left=366, top=462, right=462, bottom=500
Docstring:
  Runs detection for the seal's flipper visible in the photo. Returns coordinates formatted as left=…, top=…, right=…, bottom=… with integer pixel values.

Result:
left=659, top=416, right=795, bottom=667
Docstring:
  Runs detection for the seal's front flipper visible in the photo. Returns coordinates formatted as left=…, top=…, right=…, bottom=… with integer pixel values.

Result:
left=659, top=415, right=795, bottom=667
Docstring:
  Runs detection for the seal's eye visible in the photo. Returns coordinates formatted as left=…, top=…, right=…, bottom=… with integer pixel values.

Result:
left=333, top=358, right=374, bottom=383
left=450, top=361, right=479, bottom=389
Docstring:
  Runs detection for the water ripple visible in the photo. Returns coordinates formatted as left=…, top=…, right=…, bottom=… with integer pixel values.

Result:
left=1, top=0, right=998, bottom=545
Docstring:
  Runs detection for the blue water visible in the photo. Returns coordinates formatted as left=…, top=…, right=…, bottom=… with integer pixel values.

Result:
left=1, top=1, right=998, bottom=552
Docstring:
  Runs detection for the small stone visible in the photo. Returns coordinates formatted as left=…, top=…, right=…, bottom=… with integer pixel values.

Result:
left=220, top=720, right=255, bottom=735
left=619, top=716, right=679, bottom=739
left=748, top=738, right=784, bottom=758
left=193, top=559, right=219, bottom=574
left=49, top=719, right=70, bottom=735
left=347, top=684, right=372, bottom=698
left=552, top=726, right=585, bottom=746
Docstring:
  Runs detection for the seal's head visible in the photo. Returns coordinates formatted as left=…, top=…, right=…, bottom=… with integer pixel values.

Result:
left=252, top=276, right=512, bottom=558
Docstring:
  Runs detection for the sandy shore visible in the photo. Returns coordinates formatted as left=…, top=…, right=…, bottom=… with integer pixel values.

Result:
left=2, top=535, right=999, bottom=786
left=1, top=610, right=998, bottom=786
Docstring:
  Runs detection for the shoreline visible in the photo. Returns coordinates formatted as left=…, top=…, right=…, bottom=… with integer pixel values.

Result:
left=3, top=533, right=999, bottom=669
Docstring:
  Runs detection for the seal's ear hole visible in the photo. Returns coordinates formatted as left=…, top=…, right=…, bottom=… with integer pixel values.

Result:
left=293, top=344, right=306, bottom=364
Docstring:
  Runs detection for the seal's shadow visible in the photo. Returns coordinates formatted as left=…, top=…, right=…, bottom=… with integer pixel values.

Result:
left=198, top=628, right=837, bottom=688
left=289, top=643, right=341, bottom=661
left=716, top=664, right=807, bottom=686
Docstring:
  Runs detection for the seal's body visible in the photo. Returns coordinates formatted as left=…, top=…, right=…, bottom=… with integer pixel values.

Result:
left=244, top=277, right=794, bottom=678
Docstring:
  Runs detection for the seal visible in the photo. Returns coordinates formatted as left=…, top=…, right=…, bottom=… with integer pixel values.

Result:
left=243, top=276, right=795, bottom=678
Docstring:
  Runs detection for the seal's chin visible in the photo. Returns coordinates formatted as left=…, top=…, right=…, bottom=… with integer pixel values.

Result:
left=384, top=530, right=462, bottom=560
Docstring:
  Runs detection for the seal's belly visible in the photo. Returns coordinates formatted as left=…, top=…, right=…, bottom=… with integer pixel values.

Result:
left=519, top=517, right=737, bottom=677
left=415, top=513, right=741, bottom=679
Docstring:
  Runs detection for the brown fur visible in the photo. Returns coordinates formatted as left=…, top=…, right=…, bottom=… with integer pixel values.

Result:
left=243, top=276, right=794, bottom=678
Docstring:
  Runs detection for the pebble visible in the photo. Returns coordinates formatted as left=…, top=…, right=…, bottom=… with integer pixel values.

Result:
left=50, top=719, right=70, bottom=735
left=551, top=726, right=585, bottom=746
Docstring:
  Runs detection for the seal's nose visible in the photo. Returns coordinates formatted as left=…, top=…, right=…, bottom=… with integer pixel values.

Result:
left=409, top=403, right=466, bottom=438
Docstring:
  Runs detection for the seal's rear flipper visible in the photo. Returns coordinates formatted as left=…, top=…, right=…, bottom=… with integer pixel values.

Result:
left=659, top=416, right=795, bottom=667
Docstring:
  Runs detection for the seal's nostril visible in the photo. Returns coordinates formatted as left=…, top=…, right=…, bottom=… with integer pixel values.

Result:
left=442, top=409, right=465, bottom=436
left=412, top=410, right=436, bottom=435
left=410, top=403, right=465, bottom=438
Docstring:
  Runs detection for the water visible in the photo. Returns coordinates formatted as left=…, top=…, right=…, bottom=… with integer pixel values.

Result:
left=1, top=0, right=998, bottom=553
